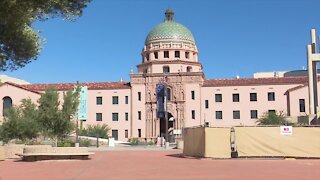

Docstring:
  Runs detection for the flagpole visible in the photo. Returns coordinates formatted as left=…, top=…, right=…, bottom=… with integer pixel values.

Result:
left=75, top=81, right=79, bottom=146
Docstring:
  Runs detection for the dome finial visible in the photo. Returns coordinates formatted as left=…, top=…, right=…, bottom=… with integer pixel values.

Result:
left=165, top=8, right=174, bottom=22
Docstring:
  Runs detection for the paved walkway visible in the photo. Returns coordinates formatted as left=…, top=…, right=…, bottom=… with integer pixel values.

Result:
left=1, top=150, right=320, bottom=179
left=88, top=145, right=175, bottom=151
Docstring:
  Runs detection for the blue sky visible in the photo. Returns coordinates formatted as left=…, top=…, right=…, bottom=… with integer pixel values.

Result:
left=3, top=0, right=320, bottom=83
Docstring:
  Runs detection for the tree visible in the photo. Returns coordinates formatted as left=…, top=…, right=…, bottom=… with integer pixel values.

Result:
left=37, top=87, right=80, bottom=144
left=256, top=111, right=291, bottom=125
left=0, top=0, right=92, bottom=71
left=0, top=99, right=39, bottom=143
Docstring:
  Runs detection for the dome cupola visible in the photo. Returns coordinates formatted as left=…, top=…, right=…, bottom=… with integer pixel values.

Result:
left=145, top=9, right=195, bottom=45
left=137, top=9, right=202, bottom=75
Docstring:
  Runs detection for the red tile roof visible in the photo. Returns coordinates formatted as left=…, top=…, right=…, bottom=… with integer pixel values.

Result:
left=203, top=76, right=309, bottom=87
left=1, top=82, right=41, bottom=94
left=3, top=76, right=312, bottom=93
left=286, top=84, right=307, bottom=93
left=22, top=82, right=131, bottom=91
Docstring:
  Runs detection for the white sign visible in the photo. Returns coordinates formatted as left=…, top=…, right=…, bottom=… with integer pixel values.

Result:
left=108, top=138, right=115, bottom=147
left=280, top=126, right=293, bottom=135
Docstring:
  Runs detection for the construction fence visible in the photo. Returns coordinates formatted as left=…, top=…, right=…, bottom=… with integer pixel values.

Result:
left=183, top=126, right=320, bottom=158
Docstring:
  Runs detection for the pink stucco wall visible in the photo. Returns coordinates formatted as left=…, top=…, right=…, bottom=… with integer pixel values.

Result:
left=82, top=89, right=131, bottom=141
left=0, top=84, right=40, bottom=123
left=201, top=84, right=299, bottom=127
left=130, top=84, right=146, bottom=138
left=286, top=83, right=320, bottom=117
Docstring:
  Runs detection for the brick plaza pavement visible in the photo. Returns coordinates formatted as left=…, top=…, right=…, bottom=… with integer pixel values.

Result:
left=1, top=149, right=320, bottom=180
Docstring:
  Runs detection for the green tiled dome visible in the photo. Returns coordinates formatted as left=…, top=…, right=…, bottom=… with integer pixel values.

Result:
left=145, top=9, right=195, bottom=44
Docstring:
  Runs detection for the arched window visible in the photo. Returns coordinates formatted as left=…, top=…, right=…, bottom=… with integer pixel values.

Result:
left=187, top=66, right=192, bottom=72
left=163, top=66, right=170, bottom=73
left=3, top=96, right=12, bottom=116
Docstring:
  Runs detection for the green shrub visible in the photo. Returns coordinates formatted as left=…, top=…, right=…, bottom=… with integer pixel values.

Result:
left=129, top=138, right=139, bottom=145
left=79, top=139, right=91, bottom=147
left=79, top=124, right=110, bottom=139
left=79, top=128, right=88, bottom=136
left=147, top=141, right=155, bottom=145
left=0, top=99, right=40, bottom=144
left=257, top=111, right=294, bottom=125
left=57, top=138, right=75, bottom=147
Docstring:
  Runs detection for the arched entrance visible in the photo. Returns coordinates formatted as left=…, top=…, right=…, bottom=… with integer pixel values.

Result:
left=160, top=112, right=174, bottom=142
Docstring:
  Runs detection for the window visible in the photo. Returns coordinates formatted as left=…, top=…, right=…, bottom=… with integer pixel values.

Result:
left=299, top=99, right=305, bottom=112
left=146, top=53, right=149, bottom=61
left=112, top=130, right=118, bottom=140
left=154, top=52, right=158, bottom=59
left=250, top=93, right=257, bottom=101
left=251, top=110, right=258, bottom=119
left=96, top=113, right=102, bottom=121
left=96, top=97, right=102, bottom=105
left=185, top=52, right=190, bottom=59
left=191, top=91, right=195, bottom=100
left=112, top=113, right=118, bottom=121
left=205, top=100, right=209, bottom=109
left=2, top=96, right=12, bottom=116
left=164, top=51, right=169, bottom=58
left=187, top=66, right=192, bottom=72
left=112, top=96, right=119, bottom=104
left=138, top=111, right=141, bottom=120
left=215, top=94, right=222, bottom=102
left=163, top=66, right=170, bottom=73
left=138, top=92, right=141, bottom=101
left=125, top=130, right=128, bottom=138
left=268, top=92, right=275, bottom=101
left=233, top=94, right=240, bottom=102
left=166, top=88, right=171, bottom=101
left=175, top=51, right=180, bottom=58
left=138, top=129, right=141, bottom=138
left=125, top=112, right=129, bottom=121
left=216, top=111, right=222, bottom=119
left=191, top=110, right=195, bottom=119
left=268, top=110, right=276, bottom=114
left=233, top=111, right=240, bottom=119
left=125, top=96, right=129, bottom=104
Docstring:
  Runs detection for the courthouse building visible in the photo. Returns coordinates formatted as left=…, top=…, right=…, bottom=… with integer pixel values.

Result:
left=0, top=9, right=316, bottom=141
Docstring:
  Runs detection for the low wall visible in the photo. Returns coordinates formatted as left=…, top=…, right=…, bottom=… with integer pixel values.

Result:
left=23, top=146, right=90, bottom=155
left=3, top=144, right=51, bottom=159
left=0, top=146, right=5, bottom=160
left=183, top=126, right=320, bottom=158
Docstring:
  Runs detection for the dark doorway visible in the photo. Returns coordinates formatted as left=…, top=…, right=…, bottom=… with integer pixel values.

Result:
left=160, top=112, right=174, bottom=142
left=112, top=130, right=118, bottom=140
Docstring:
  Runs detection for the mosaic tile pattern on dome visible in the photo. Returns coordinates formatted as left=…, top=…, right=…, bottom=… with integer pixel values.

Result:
left=145, top=21, right=195, bottom=44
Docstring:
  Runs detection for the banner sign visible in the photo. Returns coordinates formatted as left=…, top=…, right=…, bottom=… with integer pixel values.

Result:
left=75, top=86, right=88, bottom=120
left=156, top=83, right=167, bottom=118
left=280, top=126, right=293, bottom=136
